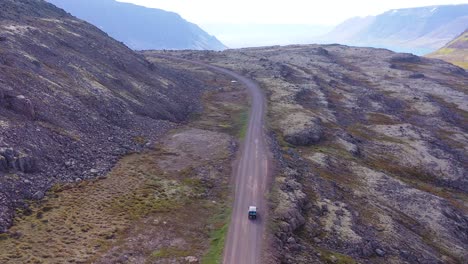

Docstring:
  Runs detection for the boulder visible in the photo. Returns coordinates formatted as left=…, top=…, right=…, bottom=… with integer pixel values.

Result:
left=375, top=248, right=386, bottom=257
left=16, top=155, right=35, bottom=173
left=10, top=95, right=35, bottom=119
left=0, top=148, right=35, bottom=173
left=32, top=191, right=45, bottom=200
left=337, top=137, right=360, bottom=156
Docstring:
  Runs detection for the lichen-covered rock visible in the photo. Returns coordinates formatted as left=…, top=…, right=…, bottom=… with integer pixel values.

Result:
left=284, top=118, right=323, bottom=146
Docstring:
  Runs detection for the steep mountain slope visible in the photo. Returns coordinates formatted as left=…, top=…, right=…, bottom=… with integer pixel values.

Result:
left=46, top=0, right=226, bottom=50
left=0, top=0, right=211, bottom=232
left=172, top=45, right=468, bottom=263
left=321, top=4, right=468, bottom=55
left=427, top=29, right=468, bottom=69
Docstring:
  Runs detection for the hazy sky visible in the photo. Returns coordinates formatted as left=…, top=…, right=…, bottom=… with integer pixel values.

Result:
left=118, top=0, right=468, bottom=25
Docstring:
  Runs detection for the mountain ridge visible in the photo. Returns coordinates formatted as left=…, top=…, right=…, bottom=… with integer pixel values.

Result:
left=46, top=0, right=226, bottom=50
left=320, top=4, right=468, bottom=55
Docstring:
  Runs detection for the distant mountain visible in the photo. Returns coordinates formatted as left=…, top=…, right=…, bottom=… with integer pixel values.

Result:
left=320, top=4, right=468, bottom=55
left=47, top=0, right=226, bottom=50
left=427, top=29, right=468, bottom=69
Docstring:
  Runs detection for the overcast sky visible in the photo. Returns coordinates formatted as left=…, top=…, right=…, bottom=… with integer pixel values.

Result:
left=118, top=0, right=468, bottom=25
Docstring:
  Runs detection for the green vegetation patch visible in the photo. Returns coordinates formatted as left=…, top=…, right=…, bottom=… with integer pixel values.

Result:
left=202, top=207, right=231, bottom=264
left=317, top=248, right=358, bottom=264
left=434, top=48, right=455, bottom=55
left=236, top=109, right=249, bottom=139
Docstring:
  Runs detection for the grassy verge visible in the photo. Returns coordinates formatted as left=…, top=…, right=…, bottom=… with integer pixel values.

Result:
left=202, top=207, right=231, bottom=264
left=236, top=109, right=249, bottom=139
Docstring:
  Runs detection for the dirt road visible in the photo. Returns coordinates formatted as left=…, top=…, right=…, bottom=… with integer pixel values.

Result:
left=154, top=55, right=270, bottom=263
left=214, top=68, right=270, bottom=264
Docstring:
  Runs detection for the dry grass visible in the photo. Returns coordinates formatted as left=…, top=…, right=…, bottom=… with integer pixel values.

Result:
left=367, top=113, right=399, bottom=125
left=191, top=87, right=249, bottom=139
left=0, top=152, right=162, bottom=263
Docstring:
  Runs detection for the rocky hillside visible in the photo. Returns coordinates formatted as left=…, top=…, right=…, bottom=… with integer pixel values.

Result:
left=172, top=45, right=468, bottom=263
left=321, top=4, right=468, bottom=55
left=47, top=0, right=226, bottom=50
left=427, top=29, right=468, bottom=69
left=0, top=0, right=210, bottom=232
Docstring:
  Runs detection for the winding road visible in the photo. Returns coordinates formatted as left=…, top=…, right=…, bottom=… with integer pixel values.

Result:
left=156, top=55, right=271, bottom=264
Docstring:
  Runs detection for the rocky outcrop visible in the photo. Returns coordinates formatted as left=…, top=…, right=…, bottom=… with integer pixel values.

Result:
left=274, top=170, right=307, bottom=241
left=284, top=118, right=323, bottom=146
left=9, top=95, right=35, bottom=119
left=0, top=90, right=35, bottom=119
left=272, top=174, right=308, bottom=262
left=337, top=133, right=361, bottom=156
left=0, top=148, right=35, bottom=173
left=442, top=207, right=468, bottom=244
left=267, top=133, right=311, bottom=263
left=0, top=87, right=36, bottom=119
left=389, top=53, right=422, bottom=64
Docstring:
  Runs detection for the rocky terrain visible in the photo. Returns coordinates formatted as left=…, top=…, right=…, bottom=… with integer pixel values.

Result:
left=1, top=1, right=468, bottom=263
left=169, top=45, right=468, bottom=263
left=0, top=0, right=216, bottom=233
left=320, top=4, right=468, bottom=55
left=47, top=0, right=226, bottom=51
left=427, top=29, right=468, bottom=69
